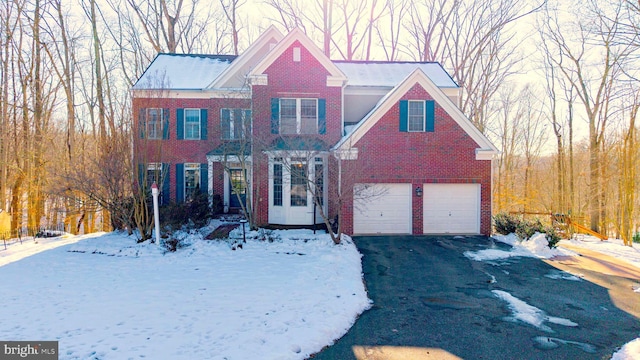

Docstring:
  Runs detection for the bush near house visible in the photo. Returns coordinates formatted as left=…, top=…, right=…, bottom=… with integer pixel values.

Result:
left=159, top=192, right=222, bottom=230
left=493, top=212, right=561, bottom=249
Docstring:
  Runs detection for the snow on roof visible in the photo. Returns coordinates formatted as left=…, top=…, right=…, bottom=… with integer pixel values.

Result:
left=133, top=54, right=237, bottom=90
left=334, top=61, right=458, bottom=88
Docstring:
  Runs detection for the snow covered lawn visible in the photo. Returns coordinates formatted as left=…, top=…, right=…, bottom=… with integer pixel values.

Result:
left=0, top=227, right=370, bottom=359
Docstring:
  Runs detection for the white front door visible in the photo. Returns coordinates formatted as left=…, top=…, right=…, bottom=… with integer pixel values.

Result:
left=353, top=183, right=412, bottom=234
left=423, top=184, right=480, bottom=234
left=268, top=155, right=327, bottom=225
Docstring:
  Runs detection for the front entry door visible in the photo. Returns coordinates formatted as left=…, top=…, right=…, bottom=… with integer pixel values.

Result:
left=229, top=168, right=246, bottom=208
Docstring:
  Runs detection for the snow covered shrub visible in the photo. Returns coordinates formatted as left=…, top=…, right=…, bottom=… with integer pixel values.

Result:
left=516, top=218, right=545, bottom=240
left=258, top=229, right=280, bottom=243
left=493, top=212, right=520, bottom=235
left=544, top=226, right=561, bottom=248
left=494, top=213, right=559, bottom=248
left=633, top=232, right=640, bottom=244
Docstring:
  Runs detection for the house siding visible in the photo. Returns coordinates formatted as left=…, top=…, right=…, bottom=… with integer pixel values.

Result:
left=341, top=83, right=492, bottom=235
left=250, top=40, right=343, bottom=226
left=133, top=96, right=251, bottom=202
left=133, top=32, right=496, bottom=236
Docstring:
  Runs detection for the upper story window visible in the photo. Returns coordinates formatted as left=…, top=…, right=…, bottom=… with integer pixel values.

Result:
left=272, top=98, right=326, bottom=135
left=177, top=108, right=207, bottom=140
left=139, top=108, right=169, bottom=139
left=221, top=108, right=251, bottom=140
left=147, top=108, right=163, bottom=139
left=399, top=100, right=435, bottom=133
left=184, top=109, right=201, bottom=139
left=408, top=101, right=425, bottom=132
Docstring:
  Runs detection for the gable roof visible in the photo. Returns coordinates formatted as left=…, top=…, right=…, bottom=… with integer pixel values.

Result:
left=333, top=68, right=498, bottom=159
left=335, top=61, right=458, bottom=88
left=248, top=27, right=346, bottom=83
left=132, top=54, right=237, bottom=90
left=210, top=26, right=284, bottom=89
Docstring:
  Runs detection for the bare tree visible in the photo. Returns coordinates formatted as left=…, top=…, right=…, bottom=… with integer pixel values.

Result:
left=219, top=0, right=245, bottom=55
left=541, top=0, right=631, bottom=233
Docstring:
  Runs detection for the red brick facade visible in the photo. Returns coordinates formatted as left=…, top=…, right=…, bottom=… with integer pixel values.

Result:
left=250, top=41, right=343, bottom=225
left=133, top=31, right=495, bottom=236
left=338, top=84, right=492, bottom=235
left=133, top=96, right=250, bottom=202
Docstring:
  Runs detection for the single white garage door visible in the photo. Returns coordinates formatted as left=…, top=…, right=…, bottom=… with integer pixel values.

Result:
left=423, top=184, right=480, bottom=234
left=353, top=183, right=412, bottom=234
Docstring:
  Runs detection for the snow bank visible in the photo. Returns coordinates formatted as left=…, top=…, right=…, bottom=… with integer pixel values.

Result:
left=464, top=233, right=571, bottom=261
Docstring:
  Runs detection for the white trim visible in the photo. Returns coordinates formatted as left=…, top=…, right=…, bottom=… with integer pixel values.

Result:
left=407, top=100, right=426, bottom=132
left=278, top=98, right=319, bottom=135
left=207, top=155, right=253, bottom=163
left=333, top=69, right=498, bottom=156
left=327, top=76, right=346, bottom=87
left=249, top=28, right=347, bottom=84
left=183, top=108, right=202, bottom=140
left=476, top=149, right=497, bottom=160
left=223, top=170, right=230, bottom=212
left=249, top=75, right=268, bottom=86
left=210, top=26, right=284, bottom=89
left=267, top=153, right=328, bottom=225
left=132, top=89, right=250, bottom=99
left=207, top=159, right=214, bottom=198
left=344, top=86, right=392, bottom=96
left=332, top=148, right=358, bottom=160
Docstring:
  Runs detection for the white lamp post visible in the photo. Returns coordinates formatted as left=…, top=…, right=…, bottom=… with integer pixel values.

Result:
left=151, top=182, right=161, bottom=246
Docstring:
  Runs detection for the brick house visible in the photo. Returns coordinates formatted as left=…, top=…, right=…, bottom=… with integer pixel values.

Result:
left=132, top=27, right=498, bottom=235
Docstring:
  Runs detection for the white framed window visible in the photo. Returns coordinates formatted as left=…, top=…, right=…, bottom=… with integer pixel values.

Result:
left=146, top=108, right=164, bottom=139
left=290, top=158, right=308, bottom=207
left=184, top=163, right=201, bottom=200
left=273, top=158, right=283, bottom=206
left=408, top=100, right=425, bottom=132
left=221, top=109, right=251, bottom=140
left=184, top=109, right=201, bottom=139
left=280, top=98, right=318, bottom=135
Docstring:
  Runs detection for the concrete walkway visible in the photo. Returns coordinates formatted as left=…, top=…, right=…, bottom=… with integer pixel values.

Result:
left=311, top=236, right=640, bottom=360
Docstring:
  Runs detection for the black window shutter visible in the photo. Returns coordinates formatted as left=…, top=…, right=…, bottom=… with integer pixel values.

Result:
left=318, top=99, right=326, bottom=134
left=139, top=109, right=146, bottom=138
left=271, top=98, right=280, bottom=134
left=176, top=108, right=184, bottom=140
left=162, top=163, right=170, bottom=205
left=201, top=109, right=208, bottom=140
left=176, top=163, right=184, bottom=203
left=399, top=100, right=408, bottom=132
left=162, top=108, right=170, bottom=139
left=426, top=100, right=435, bottom=132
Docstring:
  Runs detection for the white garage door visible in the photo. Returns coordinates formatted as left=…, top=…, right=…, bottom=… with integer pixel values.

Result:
left=423, top=184, right=480, bottom=234
left=353, top=183, right=412, bottom=234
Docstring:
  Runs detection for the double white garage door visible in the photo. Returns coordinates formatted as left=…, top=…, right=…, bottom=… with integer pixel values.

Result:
left=353, top=183, right=480, bottom=235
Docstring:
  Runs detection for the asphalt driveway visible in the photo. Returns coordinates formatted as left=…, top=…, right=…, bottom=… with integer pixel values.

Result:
left=312, top=235, right=640, bottom=359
